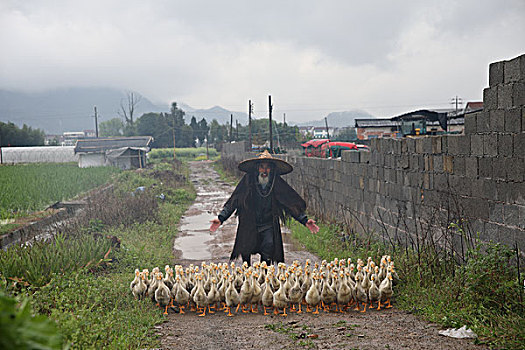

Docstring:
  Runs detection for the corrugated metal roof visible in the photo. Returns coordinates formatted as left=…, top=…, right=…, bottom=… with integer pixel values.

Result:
left=355, top=119, right=400, bottom=127
left=74, top=136, right=153, bottom=154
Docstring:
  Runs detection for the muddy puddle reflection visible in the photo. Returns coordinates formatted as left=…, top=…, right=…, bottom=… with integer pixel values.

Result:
left=174, top=161, right=235, bottom=262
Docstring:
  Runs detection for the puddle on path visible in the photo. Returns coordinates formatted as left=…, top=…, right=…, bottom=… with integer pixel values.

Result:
left=174, top=161, right=234, bottom=262
left=179, top=212, right=215, bottom=232
left=174, top=232, right=213, bottom=260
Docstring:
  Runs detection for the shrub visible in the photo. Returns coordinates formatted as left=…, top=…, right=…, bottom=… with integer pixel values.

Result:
left=0, top=291, right=63, bottom=349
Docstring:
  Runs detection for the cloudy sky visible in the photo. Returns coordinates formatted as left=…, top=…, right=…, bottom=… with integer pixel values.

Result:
left=1, top=0, right=524, bottom=122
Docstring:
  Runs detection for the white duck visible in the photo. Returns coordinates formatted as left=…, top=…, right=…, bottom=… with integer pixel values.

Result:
left=336, top=272, right=352, bottom=313
left=154, top=272, right=172, bottom=315
left=305, top=274, right=321, bottom=314
left=378, top=273, right=393, bottom=309
left=132, top=272, right=147, bottom=300
left=195, top=274, right=210, bottom=316
left=250, top=272, right=262, bottom=313
left=239, top=270, right=253, bottom=313
left=273, top=274, right=289, bottom=316
left=288, top=271, right=304, bottom=313
left=261, top=276, right=274, bottom=315
left=225, top=275, right=240, bottom=317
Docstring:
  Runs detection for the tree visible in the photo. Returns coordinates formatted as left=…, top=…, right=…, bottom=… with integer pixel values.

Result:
left=189, top=116, right=199, bottom=147
left=197, top=118, right=209, bottom=145
left=209, top=119, right=228, bottom=145
left=0, top=122, right=45, bottom=146
left=119, top=92, right=141, bottom=134
left=135, top=112, right=173, bottom=147
left=334, top=127, right=357, bottom=141
left=99, top=118, right=124, bottom=137
left=169, top=102, right=191, bottom=147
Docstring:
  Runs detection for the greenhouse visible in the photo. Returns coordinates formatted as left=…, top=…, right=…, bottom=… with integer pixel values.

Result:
left=0, top=146, right=78, bottom=164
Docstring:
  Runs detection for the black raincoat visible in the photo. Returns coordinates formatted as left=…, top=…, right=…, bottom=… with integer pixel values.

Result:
left=218, top=171, right=308, bottom=263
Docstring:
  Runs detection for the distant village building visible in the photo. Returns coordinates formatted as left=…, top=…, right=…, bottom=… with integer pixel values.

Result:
left=355, top=102, right=482, bottom=140
left=298, top=126, right=339, bottom=139
left=74, top=136, right=153, bottom=169
left=355, top=119, right=400, bottom=140
left=464, top=101, right=484, bottom=113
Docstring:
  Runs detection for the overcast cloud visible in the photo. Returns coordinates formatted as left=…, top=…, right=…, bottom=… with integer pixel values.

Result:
left=1, top=0, right=524, bottom=122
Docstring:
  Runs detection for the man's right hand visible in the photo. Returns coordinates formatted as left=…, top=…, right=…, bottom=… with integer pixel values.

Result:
left=209, top=218, right=221, bottom=232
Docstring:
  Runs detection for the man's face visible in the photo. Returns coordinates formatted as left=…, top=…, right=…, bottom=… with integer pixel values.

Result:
left=258, top=162, right=271, bottom=178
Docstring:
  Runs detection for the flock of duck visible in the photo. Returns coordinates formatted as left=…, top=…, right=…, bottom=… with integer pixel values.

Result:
left=130, top=256, right=398, bottom=317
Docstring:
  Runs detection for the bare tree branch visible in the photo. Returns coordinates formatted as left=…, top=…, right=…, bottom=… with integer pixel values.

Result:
left=119, top=92, right=142, bottom=125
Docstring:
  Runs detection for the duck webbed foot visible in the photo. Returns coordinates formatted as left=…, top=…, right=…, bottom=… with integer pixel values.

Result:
left=360, top=303, right=367, bottom=313
left=226, top=307, right=234, bottom=317
left=312, top=305, right=320, bottom=315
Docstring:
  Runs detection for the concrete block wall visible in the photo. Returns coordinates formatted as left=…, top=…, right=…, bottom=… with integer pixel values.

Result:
left=221, top=54, right=525, bottom=251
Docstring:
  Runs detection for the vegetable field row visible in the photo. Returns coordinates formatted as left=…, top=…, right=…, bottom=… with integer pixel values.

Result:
left=0, top=163, right=119, bottom=220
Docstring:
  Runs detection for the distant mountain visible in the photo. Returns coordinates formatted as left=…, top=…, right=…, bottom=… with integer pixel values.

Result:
left=0, top=86, right=371, bottom=134
left=293, top=109, right=376, bottom=128
left=0, top=87, right=167, bottom=134
left=0, top=87, right=248, bottom=134
left=183, top=105, right=247, bottom=125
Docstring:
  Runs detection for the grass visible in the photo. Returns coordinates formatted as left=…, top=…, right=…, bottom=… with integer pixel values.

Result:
left=288, top=220, right=525, bottom=349
left=264, top=321, right=315, bottom=348
left=0, top=163, right=120, bottom=220
left=1, top=155, right=196, bottom=349
left=212, top=158, right=241, bottom=186
left=0, top=232, right=113, bottom=287
left=148, top=147, right=219, bottom=163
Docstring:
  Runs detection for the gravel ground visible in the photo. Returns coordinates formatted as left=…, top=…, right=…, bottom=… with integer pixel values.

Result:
left=157, top=161, right=485, bottom=350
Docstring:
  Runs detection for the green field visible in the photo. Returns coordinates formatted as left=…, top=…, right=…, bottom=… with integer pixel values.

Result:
left=0, top=163, right=120, bottom=220
left=1, top=158, right=195, bottom=349
left=148, top=147, right=219, bottom=162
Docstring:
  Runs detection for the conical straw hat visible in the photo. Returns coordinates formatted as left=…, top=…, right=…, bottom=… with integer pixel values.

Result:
left=238, top=150, right=293, bottom=175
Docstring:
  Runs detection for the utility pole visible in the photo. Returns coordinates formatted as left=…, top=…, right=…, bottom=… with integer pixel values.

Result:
left=236, top=119, right=239, bottom=140
left=230, top=114, right=233, bottom=142
left=206, top=133, right=209, bottom=160
left=450, top=96, right=463, bottom=115
left=172, top=113, right=177, bottom=162
left=274, top=118, right=281, bottom=149
left=325, top=117, right=330, bottom=139
left=248, top=100, right=253, bottom=150
left=283, top=113, right=286, bottom=125
left=268, top=95, right=273, bottom=152
left=94, top=106, right=99, bottom=138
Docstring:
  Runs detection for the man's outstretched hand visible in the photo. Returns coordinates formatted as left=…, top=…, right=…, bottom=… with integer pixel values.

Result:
left=306, top=219, right=319, bottom=234
left=209, top=218, right=221, bottom=232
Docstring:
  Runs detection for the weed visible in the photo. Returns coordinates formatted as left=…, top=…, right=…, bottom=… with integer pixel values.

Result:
left=265, top=322, right=316, bottom=347
left=0, top=158, right=195, bottom=349
left=0, top=233, right=114, bottom=287
left=0, top=290, right=63, bottom=349
left=333, top=320, right=347, bottom=327
left=212, top=159, right=241, bottom=185
left=288, top=219, right=525, bottom=349
left=148, top=147, right=219, bottom=162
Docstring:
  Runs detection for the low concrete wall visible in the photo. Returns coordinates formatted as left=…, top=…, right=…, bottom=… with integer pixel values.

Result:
left=221, top=54, right=525, bottom=252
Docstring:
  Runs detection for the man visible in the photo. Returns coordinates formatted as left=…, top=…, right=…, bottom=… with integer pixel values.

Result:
left=209, top=150, right=319, bottom=265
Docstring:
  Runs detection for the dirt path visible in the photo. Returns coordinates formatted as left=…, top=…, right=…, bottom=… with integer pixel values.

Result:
left=158, top=161, right=484, bottom=350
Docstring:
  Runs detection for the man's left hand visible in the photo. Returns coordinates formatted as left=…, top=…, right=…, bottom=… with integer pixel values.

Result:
left=306, top=219, right=319, bottom=234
